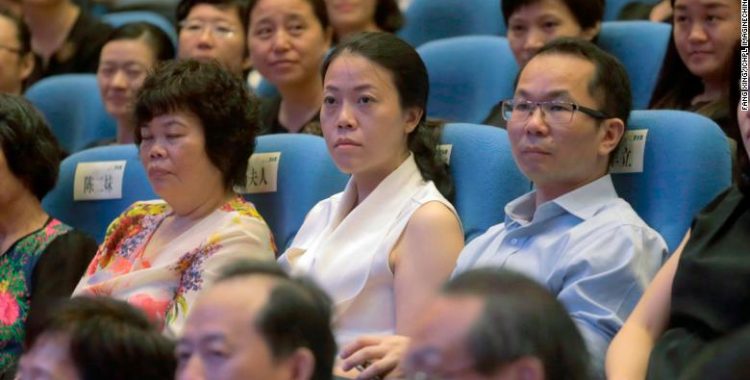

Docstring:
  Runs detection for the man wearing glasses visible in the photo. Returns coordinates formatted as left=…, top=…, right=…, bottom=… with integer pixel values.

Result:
left=0, top=9, right=33, bottom=95
left=176, top=0, right=251, bottom=78
left=452, top=38, right=667, bottom=378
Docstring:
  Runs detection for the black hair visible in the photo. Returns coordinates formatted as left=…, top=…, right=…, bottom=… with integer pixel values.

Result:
left=104, top=21, right=176, bottom=61
left=445, top=268, right=590, bottom=380
left=134, top=59, right=259, bottom=190
left=321, top=31, right=453, bottom=198
left=177, top=0, right=251, bottom=33
left=248, top=0, right=329, bottom=29
left=0, top=7, right=30, bottom=54
left=374, top=0, right=403, bottom=33
left=25, top=296, right=176, bottom=380
left=217, top=259, right=336, bottom=380
left=502, top=0, right=604, bottom=33
left=0, top=94, right=62, bottom=200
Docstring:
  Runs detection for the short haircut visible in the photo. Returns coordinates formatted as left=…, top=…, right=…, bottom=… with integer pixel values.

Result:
left=134, top=59, right=259, bottom=190
left=501, top=0, right=604, bottom=33
left=176, top=0, right=251, bottom=33
left=0, top=94, right=62, bottom=200
left=104, top=22, right=176, bottom=61
left=532, top=37, right=632, bottom=125
left=25, top=296, right=176, bottom=380
left=0, top=7, right=30, bottom=54
left=248, top=0, right=329, bottom=29
left=217, top=259, right=336, bottom=380
left=445, top=268, right=590, bottom=380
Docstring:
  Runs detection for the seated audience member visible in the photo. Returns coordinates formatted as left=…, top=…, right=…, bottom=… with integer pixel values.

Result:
left=0, top=94, right=97, bottom=377
left=404, top=268, right=590, bottom=380
left=247, top=0, right=332, bottom=135
left=452, top=38, right=666, bottom=377
left=618, top=0, right=672, bottom=22
left=0, top=9, right=33, bottom=95
left=483, top=0, right=604, bottom=127
left=176, top=259, right=336, bottom=380
left=324, top=0, right=403, bottom=43
left=17, top=296, right=176, bottom=380
left=176, top=0, right=251, bottom=78
left=95, top=22, right=175, bottom=146
left=649, top=0, right=739, bottom=133
left=73, top=59, right=276, bottom=337
left=278, top=32, right=464, bottom=375
left=22, top=0, right=112, bottom=83
left=606, top=45, right=749, bottom=380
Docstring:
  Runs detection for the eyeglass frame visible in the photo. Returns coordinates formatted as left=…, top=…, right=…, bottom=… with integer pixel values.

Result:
left=500, top=99, right=610, bottom=124
left=178, top=20, right=239, bottom=39
left=0, top=43, right=23, bottom=54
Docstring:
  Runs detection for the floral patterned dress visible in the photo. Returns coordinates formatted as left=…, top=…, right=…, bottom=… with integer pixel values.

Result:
left=0, top=219, right=96, bottom=375
left=73, top=196, right=276, bottom=337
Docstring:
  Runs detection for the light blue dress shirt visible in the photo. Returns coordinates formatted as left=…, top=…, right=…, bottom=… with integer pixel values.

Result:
left=453, top=175, right=667, bottom=377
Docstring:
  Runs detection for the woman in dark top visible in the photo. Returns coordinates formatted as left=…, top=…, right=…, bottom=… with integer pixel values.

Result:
left=606, top=45, right=748, bottom=380
left=0, top=94, right=97, bottom=378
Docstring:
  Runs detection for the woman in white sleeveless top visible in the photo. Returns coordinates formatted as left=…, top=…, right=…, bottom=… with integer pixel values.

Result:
left=278, top=32, right=464, bottom=378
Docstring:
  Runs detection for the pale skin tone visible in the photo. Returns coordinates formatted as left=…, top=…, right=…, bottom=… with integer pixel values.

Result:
left=320, top=53, right=464, bottom=379
left=248, top=0, right=332, bottom=132
left=671, top=0, right=740, bottom=105
left=138, top=111, right=233, bottom=263
left=607, top=105, right=750, bottom=379
left=97, top=37, right=156, bottom=144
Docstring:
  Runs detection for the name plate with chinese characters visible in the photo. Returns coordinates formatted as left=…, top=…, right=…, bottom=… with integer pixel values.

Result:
left=73, top=160, right=127, bottom=200
left=610, top=129, right=648, bottom=174
left=240, top=152, right=281, bottom=194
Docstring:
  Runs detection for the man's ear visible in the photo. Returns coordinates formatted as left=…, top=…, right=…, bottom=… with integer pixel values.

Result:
left=286, top=347, right=316, bottom=380
left=598, top=117, right=625, bottom=157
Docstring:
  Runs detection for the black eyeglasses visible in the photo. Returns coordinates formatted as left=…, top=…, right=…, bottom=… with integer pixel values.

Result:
left=501, top=99, right=610, bottom=124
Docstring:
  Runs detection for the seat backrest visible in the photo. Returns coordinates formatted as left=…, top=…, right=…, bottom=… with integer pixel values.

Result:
left=611, top=110, right=732, bottom=252
left=42, top=144, right=156, bottom=243
left=418, top=36, right=518, bottom=124
left=442, top=123, right=531, bottom=242
left=399, top=0, right=505, bottom=47
left=241, top=134, right=349, bottom=250
left=101, top=10, right=178, bottom=51
left=26, top=74, right=116, bottom=153
left=597, top=21, right=671, bottom=109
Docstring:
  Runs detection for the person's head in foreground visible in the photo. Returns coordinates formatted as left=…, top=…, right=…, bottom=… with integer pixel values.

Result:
left=500, top=37, right=630, bottom=204
left=176, top=0, right=251, bottom=76
left=503, top=0, right=604, bottom=66
left=404, top=268, right=590, bottom=380
left=18, top=296, right=176, bottom=380
left=134, top=58, right=258, bottom=211
left=176, top=259, right=336, bottom=380
left=97, top=22, right=175, bottom=144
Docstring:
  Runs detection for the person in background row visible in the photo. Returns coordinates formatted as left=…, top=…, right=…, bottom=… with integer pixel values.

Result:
left=279, top=32, right=464, bottom=379
left=22, top=0, right=112, bottom=84
left=649, top=0, right=740, bottom=134
left=405, top=268, right=591, bottom=380
left=247, top=0, right=332, bottom=135
left=17, top=296, right=176, bottom=380
left=73, top=60, right=276, bottom=338
left=95, top=22, right=175, bottom=146
left=482, top=0, right=604, bottom=127
left=0, top=94, right=97, bottom=379
left=0, top=8, right=33, bottom=95
left=324, top=0, right=403, bottom=43
left=176, top=0, right=251, bottom=78
left=176, top=259, right=336, bottom=380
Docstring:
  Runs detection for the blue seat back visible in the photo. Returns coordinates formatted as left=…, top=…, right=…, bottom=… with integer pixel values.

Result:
left=442, top=123, right=531, bottom=242
left=42, top=145, right=156, bottom=243
left=102, top=10, right=178, bottom=52
left=612, top=110, right=732, bottom=251
left=598, top=21, right=671, bottom=109
left=399, top=0, right=505, bottom=47
left=26, top=74, right=116, bottom=153
left=418, top=36, right=518, bottom=124
left=243, top=134, right=349, bottom=250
